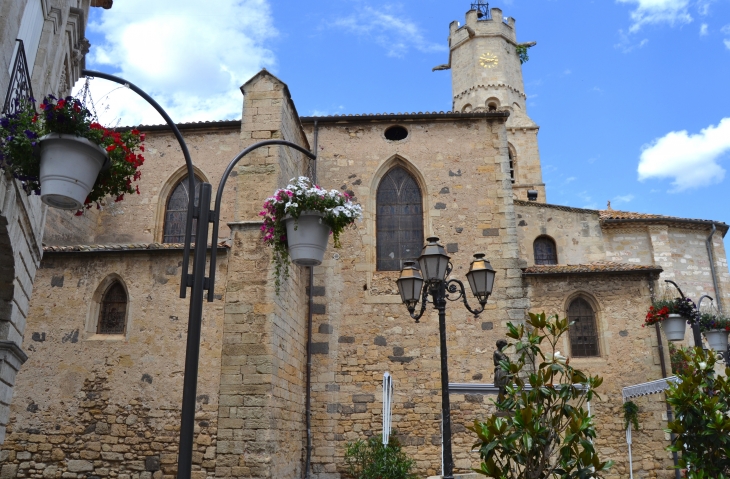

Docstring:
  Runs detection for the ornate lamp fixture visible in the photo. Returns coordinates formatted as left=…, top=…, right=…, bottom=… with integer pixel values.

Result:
left=395, top=237, right=496, bottom=479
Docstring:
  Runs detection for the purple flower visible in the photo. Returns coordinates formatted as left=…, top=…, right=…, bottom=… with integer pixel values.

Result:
left=24, top=129, right=37, bottom=139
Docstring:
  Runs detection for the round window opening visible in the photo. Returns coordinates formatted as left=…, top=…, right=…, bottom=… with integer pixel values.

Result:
left=384, top=126, right=408, bottom=141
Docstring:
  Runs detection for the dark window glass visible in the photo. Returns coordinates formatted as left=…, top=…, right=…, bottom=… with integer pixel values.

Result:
left=376, top=167, right=423, bottom=271
left=163, top=176, right=201, bottom=244
left=568, top=298, right=600, bottom=357
left=508, top=149, right=515, bottom=183
left=384, top=126, right=408, bottom=141
left=534, top=236, right=557, bottom=265
left=98, top=282, right=127, bottom=335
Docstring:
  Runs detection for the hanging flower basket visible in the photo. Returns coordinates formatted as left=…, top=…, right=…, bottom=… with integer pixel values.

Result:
left=38, top=133, right=110, bottom=210
left=704, top=329, right=730, bottom=352
left=644, top=296, right=699, bottom=342
left=662, top=314, right=688, bottom=342
left=284, top=211, right=331, bottom=266
left=260, top=177, right=362, bottom=293
left=0, top=95, right=145, bottom=212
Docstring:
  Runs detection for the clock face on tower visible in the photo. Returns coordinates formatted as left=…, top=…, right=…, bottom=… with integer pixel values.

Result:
left=479, top=52, right=498, bottom=69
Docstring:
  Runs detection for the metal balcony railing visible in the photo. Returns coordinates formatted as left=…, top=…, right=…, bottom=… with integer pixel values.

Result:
left=3, top=39, right=34, bottom=115
left=470, top=1, right=491, bottom=20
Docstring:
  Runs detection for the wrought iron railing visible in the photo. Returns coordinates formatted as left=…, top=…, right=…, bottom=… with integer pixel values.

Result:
left=470, top=1, right=491, bottom=20
left=3, top=39, right=34, bottom=115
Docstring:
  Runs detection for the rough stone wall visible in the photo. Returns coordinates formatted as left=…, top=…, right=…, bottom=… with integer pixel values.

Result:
left=526, top=272, right=675, bottom=479
left=515, top=202, right=606, bottom=265
left=508, top=129, right=546, bottom=203
left=0, top=174, right=46, bottom=443
left=604, top=225, right=730, bottom=324
left=0, top=249, right=228, bottom=478
left=300, top=115, right=526, bottom=477
left=42, top=124, right=241, bottom=247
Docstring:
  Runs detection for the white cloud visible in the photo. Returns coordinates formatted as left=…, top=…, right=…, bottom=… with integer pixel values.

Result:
left=637, top=118, right=730, bottom=192
left=700, top=23, right=708, bottom=36
left=613, top=194, right=635, bottom=204
left=617, top=0, right=693, bottom=32
left=725, top=39, right=730, bottom=49
left=77, top=0, right=276, bottom=126
left=615, top=29, right=649, bottom=52
left=328, top=5, right=445, bottom=58
left=722, top=24, right=730, bottom=34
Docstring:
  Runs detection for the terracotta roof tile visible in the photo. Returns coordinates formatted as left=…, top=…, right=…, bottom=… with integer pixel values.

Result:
left=43, top=241, right=230, bottom=253
left=523, top=261, right=662, bottom=275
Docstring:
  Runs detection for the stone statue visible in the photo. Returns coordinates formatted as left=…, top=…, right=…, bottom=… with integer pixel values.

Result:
left=493, top=339, right=509, bottom=402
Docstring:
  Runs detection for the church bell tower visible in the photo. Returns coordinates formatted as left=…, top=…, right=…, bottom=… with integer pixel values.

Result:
left=434, top=2, right=546, bottom=202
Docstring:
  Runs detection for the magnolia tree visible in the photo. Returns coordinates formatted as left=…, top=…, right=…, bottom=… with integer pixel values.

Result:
left=469, top=312, right=614, bottom=479
left=665, top=347, right=730, bottom=478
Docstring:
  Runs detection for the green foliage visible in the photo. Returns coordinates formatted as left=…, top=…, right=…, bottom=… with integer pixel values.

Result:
left=622, top=401, right=640, bottom=431
left=344, top=436, right=417, bottom=479
left=469, top=312, right=614, bottom=479
left=665, top=347, right=730, bottom=478
left=516, top=44, right=533, bottom=64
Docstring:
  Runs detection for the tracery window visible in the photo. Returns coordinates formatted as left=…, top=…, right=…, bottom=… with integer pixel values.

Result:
left=533, top=236, right=558, bottom=265
left=568, top=298, right=600, bottom=357
left=376, top=166, right=423, bottom=271
left=98, top=282, right=127, bottom=335
left=163, top=176, right=201, bottom=244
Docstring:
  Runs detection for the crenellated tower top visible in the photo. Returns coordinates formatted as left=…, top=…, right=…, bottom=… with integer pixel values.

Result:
left=435, top=4, right=536, bottom=127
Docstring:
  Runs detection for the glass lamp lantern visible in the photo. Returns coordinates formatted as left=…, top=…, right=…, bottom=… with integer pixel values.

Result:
left=396, top=261, right=424, bottom=312
left=465, top=253, right=496, bottom=305
left=418, top=237, right=451, bottom=284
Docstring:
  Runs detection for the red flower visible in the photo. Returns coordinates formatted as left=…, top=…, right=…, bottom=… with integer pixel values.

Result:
left=106, top=145, right=116, bottom=152
left=131, top=129, right=140, bottom=135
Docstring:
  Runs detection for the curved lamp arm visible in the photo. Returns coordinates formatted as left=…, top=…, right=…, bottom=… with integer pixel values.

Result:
left=408, top=285, right=430, bottom=323
left=445, top=278, right=486, bottom=316
left=664, top=280, right=686, bottom=300
left=82, top=69, right=197, bottom=299
left=207, top=140, right=316, bottom=301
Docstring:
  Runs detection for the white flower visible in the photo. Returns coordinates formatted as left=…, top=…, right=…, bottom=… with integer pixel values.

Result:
left=699, top=362, right=708, bottom=369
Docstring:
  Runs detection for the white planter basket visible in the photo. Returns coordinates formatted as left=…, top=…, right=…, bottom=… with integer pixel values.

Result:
left=704, top=329, right=730, bottom=352
left=39, top=133, right=110, bottom=210
left=662, top=314, right=688, bottom=342
left=284, top=211, right=331, bottom=266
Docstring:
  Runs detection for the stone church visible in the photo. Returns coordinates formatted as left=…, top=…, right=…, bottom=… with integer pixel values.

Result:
left=1, top=4, right=728, bottom=479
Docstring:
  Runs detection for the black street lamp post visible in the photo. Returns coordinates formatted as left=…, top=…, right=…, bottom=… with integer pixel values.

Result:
left=82, top=69, right=317, bottom=479
left=396, top=237, right=496, bottom=479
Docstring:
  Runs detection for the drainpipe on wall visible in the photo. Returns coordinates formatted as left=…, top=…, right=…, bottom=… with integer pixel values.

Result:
left=654, top=322, right=681, bottom=479
left=304, top=121, right=318, bottom=479
left=706, top=224, right=722, bottom=313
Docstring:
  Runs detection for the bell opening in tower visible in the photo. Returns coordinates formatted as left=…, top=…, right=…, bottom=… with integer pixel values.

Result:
left=470, top=0, right=491, bottom=20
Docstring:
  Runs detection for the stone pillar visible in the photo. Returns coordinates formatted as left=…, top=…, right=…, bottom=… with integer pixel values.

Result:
left=216, top=223, right=307, bottom=479
left=0, top=174, right=44, bottom=443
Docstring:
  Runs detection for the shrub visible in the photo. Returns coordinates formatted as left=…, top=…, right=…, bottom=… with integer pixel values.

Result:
left=344, top=436, right=417, bottom=479
left=665, top=347, right=730, bottom=477
left=469, top=312, right=614, bottom=479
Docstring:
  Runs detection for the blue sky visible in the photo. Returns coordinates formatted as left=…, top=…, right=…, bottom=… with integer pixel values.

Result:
left=80, top=0, right=730, bottom=254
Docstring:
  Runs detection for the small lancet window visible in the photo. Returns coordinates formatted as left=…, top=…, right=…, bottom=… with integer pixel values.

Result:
left=98, top=282, right=127, bottom=335
left=376, top=166, right=424, bottom=271
left=508, top=149, right=515, bottom=184
left=568, top=298, right=600, bottom=357
left=533, top=236, right=557, bottom=265
left=163, top=176, right=202, bottom=244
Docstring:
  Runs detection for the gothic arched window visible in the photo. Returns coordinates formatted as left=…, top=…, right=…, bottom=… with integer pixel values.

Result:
left=163, top=176, right=202, bottom=244
left=568, top=298, right=599, bottom=357
left=533, top=236, right=558, bottom=265
left=376, top=166, right=424, bottom=271
left=98, top=282, right=127, bottom=335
